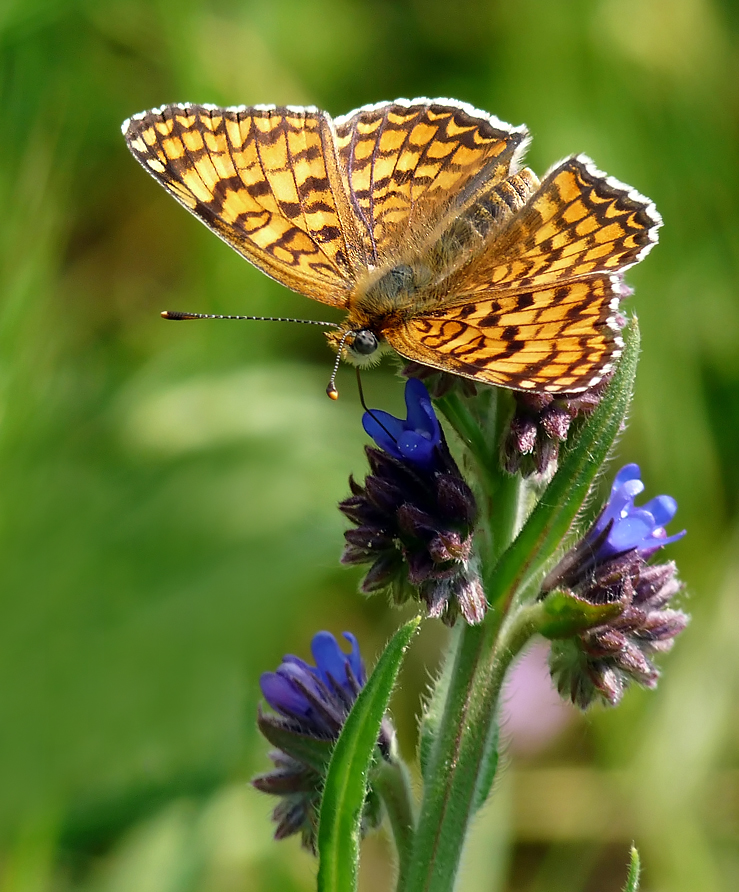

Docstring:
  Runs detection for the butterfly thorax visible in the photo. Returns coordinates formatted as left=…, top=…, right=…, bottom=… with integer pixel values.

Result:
left=331, top=170, right=542, bottom=366
left=326, top=261, right=434, bottom=365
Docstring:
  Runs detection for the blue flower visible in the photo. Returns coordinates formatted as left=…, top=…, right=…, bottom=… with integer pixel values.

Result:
left=254, top=631, right=388, bottom=849
left=542, top=464, right=688, bottom=709
left=589, top=464, right=686, bottom=560
left=362, top=378, right=441, bottom=469
left=259, top=631, right=365, bottom=737
left=343, top=378, right=483, bottom=625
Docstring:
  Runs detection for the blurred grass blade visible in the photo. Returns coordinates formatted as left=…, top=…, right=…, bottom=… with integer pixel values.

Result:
left=486, top=318, right=640, bottom=609
left=317, top=617, right=421, bottom=892
left=623, top=846, right=641, bottom=892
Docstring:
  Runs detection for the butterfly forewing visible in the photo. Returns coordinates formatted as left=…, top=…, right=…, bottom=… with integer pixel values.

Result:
left=123, top=104, right=362, bottom=305
left=385, top=274, right=625, bottom=392
left=333, top=100, right=529, bottom=266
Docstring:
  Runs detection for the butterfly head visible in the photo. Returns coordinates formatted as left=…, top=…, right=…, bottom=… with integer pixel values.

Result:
left=326, top=327, right=390, bottom=369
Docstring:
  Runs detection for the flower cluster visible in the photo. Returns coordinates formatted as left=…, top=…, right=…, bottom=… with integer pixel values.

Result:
left=543, top=464, right=688, bottom=707
left=253, top=631, right=388, bottom=849
left=502, top=380, right=611, bottom=477
left=339, top=379, right=485, bottom=625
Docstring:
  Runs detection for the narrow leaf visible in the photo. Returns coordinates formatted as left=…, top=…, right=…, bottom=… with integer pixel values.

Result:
left=317, top=617, right=421, bottom=892
left=486, top=319, right=640, bottom=609
left=623, top=845, right=641, bottom=892
left=470, top=713, right=499, bottom=813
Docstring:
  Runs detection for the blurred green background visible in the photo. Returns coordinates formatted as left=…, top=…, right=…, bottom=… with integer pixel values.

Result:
left=1, top=0, right=738, bottom=890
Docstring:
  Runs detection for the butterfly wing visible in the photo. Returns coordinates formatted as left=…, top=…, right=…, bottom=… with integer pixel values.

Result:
left=123, top=104, right=366, bottom=306
left=332, top=99, right=529, bottom=266
left=386, top=274, right=627, bottom=392
left=446, top=154, right=661, bottom=295
left=385, top=155, right=660, bottom=392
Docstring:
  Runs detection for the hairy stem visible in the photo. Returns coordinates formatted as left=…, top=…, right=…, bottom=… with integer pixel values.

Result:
left=402, top=605, right=535, bottom=892
left=374, top=756, right=417, bottom=890
left=403, top=427, right=527, bottom=892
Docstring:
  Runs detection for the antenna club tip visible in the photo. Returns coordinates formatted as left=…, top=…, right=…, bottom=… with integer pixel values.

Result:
left=326, top=384, right=339, bottom=400
left=162, top=310, right=199, bottom=320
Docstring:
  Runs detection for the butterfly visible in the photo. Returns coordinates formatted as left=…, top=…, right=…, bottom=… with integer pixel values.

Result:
left=122, top=98, right=661, bottom=395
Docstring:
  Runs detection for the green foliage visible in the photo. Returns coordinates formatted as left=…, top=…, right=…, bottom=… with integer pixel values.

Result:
left=538, top=589, right=624, bottom=639
left=485, top=320, right=639, bottom=611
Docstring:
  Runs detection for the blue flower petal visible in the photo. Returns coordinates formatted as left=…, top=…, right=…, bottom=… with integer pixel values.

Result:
left=362, top=410, right=405, bottom=460
left=642, top=495, right=678, bottom=527
left=611, top=463, right=642, bottom=492
left=606, top=508, right=656, bottom=553
left=592, top=464, right=686, bottom=560
left=310, top=631, right=350, bottom=687
left=397, top=430, right=436, bottom=467
left=342, top=632, right=365, bottom=685
left=404, top=378, right=440, bottom=440
left=362, top=379, right=441, bottom=468
left=260, top=671, right=310, bottom=717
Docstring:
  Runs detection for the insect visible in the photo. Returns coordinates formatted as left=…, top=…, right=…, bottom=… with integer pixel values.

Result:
left=122, top=98, right=660, bottom=397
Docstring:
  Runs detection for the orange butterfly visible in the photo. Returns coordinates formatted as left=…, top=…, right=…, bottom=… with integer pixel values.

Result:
left=122, top=99, right=660, bottom=395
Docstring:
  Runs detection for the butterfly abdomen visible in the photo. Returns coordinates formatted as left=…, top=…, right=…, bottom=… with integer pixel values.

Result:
left=425, top=169, right=540, bottom=276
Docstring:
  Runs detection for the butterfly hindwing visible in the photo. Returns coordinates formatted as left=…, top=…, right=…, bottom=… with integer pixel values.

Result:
left=333, top=99, right=529, bottom=266
left=123, top=104, right=363, bottom=305
left=447, top=154, right=662, bottom=297
left=384, top=274, right=625, bottom=392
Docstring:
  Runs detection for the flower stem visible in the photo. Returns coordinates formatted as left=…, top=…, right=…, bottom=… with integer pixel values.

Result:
left=403, top=422, right=529, bottom=892
left=402, top=604, right=536, bottom=892
left=374, top=756, right=417, bottom=890
left=435, top=392, right=498, bottom=495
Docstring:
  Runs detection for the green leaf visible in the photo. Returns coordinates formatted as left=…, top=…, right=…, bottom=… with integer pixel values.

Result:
left=470, top=713, right=500, bottom=814
left=317, top=617, right=421, bottom=892
left=623, top=845, right=641, bottom=892
left=486, top=318, right=640, bottom=611
left=538, top=589, right=625, bottom=638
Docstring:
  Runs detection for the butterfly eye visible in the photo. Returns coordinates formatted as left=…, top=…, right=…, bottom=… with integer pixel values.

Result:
left=351, top=330, right=379, bottom=356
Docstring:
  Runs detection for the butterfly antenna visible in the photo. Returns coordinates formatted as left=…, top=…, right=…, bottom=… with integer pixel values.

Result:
left=162, top=311, right=341, bottom=327
left=325, top=329, right=355, bottom=400
left=355, top=369, right=399, bottom=445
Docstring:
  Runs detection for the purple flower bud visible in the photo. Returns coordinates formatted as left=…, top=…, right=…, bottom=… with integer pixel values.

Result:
left=340, top=380, right=483, bottom=625
left=503, top=378, right=612, bottom=476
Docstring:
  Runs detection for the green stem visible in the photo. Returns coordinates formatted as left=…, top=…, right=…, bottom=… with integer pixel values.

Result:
left=436, top=392, right=498, bottom=495
left=403, top=425, right=527, bottom=892
left=402, top=604, right=537, bottom=892
left=374, top=756, right=417, bottom=890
